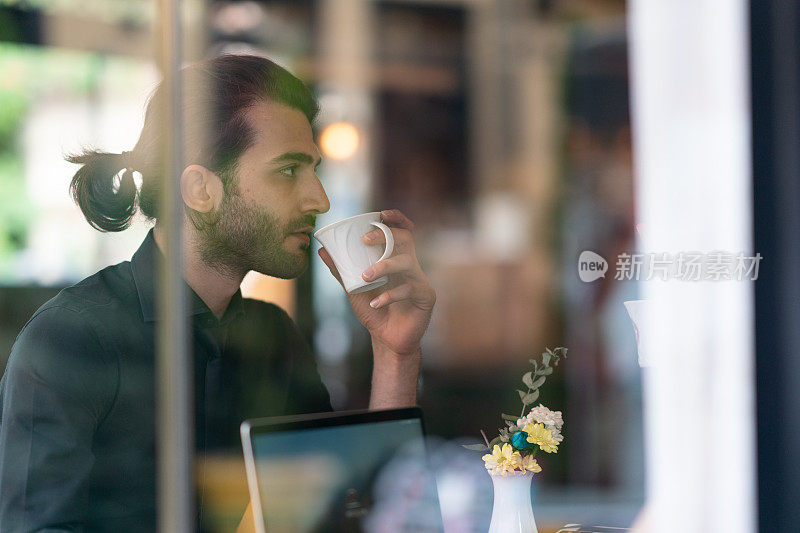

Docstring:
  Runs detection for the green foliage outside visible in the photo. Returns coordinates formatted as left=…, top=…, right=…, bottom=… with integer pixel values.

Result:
left=0, top=0, right=152, bottom=25
left=0, top=43, right=108, bottom=280
left=0, top=84, right=30, bottom=278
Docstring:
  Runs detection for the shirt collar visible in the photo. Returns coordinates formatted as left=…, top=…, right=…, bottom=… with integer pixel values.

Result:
left=130, top=229, right=245, bottom=326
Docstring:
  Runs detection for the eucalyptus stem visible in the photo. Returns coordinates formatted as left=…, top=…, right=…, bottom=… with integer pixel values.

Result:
left=463, top=347, right=567, bottom=454
left=519, top=386, right=531, bottom=419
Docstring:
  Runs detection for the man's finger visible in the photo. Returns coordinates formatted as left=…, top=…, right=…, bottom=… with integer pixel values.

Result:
left=368, top=283, right=414, bottom=309
left=318, top=247, right=344, bottom=285
left=380, top=209, right=415, bottom=233
left=363, top=227, right=413, bottom=251
left=369, top=282, right=436, bottom=310
left=361, top=254, right=417, bottom=282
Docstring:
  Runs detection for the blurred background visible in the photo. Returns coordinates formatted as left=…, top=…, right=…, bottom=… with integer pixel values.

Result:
left=0, top=0, right=643, bottom=530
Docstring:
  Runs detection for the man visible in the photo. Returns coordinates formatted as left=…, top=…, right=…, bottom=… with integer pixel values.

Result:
left=0, top=54, right=435, bottom=530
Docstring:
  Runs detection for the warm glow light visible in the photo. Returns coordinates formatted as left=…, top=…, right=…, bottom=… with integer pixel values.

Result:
left=320, top=122, right=359, bottom=160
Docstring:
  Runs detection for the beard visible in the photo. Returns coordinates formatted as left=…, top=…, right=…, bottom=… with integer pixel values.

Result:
left=195, top=186, right=313, bottom=280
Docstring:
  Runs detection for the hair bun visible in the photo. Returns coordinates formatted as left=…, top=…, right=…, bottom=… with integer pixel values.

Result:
left=67, top=150, right=138, bottom=232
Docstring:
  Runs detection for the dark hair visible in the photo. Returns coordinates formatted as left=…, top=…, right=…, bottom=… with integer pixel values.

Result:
left=68, top=54, right=319, bottom=232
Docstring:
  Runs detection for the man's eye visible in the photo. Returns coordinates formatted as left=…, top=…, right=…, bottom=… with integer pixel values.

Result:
left=279, top=165, right=297, bottom=177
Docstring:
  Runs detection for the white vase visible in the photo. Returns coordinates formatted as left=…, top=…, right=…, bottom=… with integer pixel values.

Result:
left=487, top=472, right=538, bottom=533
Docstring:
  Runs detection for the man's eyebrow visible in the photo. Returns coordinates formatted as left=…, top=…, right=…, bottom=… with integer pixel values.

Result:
left=269, top=152, right=322, bottom=166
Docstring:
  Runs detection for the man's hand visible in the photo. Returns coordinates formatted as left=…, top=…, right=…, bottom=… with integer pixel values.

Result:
left=318, top=209, right=435, bottom=355
left=318, top=209, right=435, bottom=408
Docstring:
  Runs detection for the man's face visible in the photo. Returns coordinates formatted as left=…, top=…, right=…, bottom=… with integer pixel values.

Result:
left=198, top=100, right=330, bottom=279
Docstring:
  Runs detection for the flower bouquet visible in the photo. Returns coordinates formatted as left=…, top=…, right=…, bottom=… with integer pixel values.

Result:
left=464, top=346, right=567, bottom=532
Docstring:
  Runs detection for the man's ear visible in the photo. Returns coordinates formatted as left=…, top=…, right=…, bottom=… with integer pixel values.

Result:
left=179, top=164, right=224, bottom=213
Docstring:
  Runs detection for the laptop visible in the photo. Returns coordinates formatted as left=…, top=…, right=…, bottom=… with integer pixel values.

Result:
left=241, top=407, right=444, bottom=533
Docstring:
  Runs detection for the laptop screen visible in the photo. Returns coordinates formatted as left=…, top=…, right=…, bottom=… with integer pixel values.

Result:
left=244, top=410, right=444, bottom=533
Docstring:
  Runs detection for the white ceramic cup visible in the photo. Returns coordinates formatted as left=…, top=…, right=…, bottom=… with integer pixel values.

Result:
left=313, top=212, right=395, bottom=294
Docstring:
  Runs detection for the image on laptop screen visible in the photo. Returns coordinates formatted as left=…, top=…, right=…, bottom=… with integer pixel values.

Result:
left=245, top=412, right=444, bottom=533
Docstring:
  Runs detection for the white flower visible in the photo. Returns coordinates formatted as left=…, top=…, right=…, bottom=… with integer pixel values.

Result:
left=518, top=405, right=564, bottom=443
left=529, top=404, right=563, bottom=430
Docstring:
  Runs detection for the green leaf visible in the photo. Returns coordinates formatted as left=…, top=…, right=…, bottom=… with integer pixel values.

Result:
left=462, top=443, right=489, bottom=451
left=522, top=390, right=540, bottom=405
left=502, top=413, right=519, bottom=422
left=542, top=351, right=551, bottom=366
left=518, top=389, right=528, bottom=400
left=542, top=367, right=553, bottom=375
left=532, top=376, right=546, bottom=389
left=522, top=371, right=534, bottom=388
left=488, top=436, right=504, bottom=448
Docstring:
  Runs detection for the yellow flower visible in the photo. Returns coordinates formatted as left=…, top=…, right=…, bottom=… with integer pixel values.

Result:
left=520, top=454, right=542, bottom=473
left=483, top=443, right=542, bottom=476
left=524, top=423, right=559, bottom=453
left=483, top=443, right=513, bottom=476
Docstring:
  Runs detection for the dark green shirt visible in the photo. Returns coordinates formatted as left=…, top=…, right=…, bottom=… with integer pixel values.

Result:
left=0, top=230, right=332, bottom=531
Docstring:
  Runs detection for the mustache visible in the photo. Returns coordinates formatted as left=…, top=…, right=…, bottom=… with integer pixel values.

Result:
left=287, top=214, right=316, bottom=233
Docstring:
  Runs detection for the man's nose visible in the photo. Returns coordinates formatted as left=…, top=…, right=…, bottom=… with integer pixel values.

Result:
left=304, top=174, right=330, bottom=215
